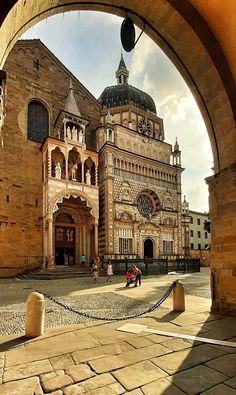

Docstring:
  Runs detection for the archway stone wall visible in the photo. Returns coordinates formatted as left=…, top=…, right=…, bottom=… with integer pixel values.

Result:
left=1, top=0, right=236, bottom=315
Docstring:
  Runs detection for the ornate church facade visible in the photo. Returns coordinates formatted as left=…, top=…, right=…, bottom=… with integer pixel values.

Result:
left=0, top=39, right=189, bottom=276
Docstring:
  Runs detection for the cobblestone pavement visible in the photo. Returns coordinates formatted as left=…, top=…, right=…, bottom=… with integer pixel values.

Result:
left=0, top=268, right=210, bottom=335
left=1, top=267, right=236, bottom=395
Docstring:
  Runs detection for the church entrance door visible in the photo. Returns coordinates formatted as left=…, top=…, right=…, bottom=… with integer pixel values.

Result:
left=55, top=225, right=76, bottom=266
left=144, top=238, right=153, bottom=259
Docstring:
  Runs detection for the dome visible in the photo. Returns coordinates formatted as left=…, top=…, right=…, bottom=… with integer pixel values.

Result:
left=98, top=84, right=156, bottom=114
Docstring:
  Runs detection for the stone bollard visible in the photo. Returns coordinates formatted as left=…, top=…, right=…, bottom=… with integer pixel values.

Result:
left=173, top=280, right=185, bottom=312
left=25, top=292, right=45, bottom=337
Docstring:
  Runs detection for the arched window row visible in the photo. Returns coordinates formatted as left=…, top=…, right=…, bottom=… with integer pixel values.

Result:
left=44, top=147, right=98, bottom=186
left=113, top=156, right=177, bottom=184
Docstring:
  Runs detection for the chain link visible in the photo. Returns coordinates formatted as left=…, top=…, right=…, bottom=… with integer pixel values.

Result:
left=36, top=280, right=177, bottom=322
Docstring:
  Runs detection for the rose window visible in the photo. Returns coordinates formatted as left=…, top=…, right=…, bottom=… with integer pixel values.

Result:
left=137, top=190, right=160, bottom=219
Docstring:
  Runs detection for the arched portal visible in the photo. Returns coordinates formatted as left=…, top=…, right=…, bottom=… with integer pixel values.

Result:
left=52, top=197, right=95, bottom=267
left=144, top=238, right=154, bottom=259
left=1, top=1, right=236, bottom=314
left=47, top=190, right=99, bottom=267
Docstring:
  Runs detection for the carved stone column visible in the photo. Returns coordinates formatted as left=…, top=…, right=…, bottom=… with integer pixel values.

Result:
left=95, top=166, right=98, bottom=186
left=94, top=222, right=98, bottom=258
left=47, top=217, right=54, bottom=269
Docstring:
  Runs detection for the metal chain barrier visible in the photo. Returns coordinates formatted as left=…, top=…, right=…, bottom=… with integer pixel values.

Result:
left=36, top=280, right=177, bottom=322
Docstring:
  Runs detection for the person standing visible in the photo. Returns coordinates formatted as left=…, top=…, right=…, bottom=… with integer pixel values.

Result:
left=64, top=253, right=68, bottom=266
left=106, top=260, right=113, bottom=282
left=92, top=260, right=99, bottom=283
left=132, top=264, right=142, bottom=287
left=81, top=254, right=86, bottom=268
left=89, top=256, right=94, bottom=271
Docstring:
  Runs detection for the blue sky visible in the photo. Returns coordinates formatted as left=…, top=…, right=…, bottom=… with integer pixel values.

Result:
left=22, top=11, right=213, bottom=212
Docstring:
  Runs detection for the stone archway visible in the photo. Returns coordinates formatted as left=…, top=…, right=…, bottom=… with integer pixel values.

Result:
left=1, top=1, right=236, bottom=314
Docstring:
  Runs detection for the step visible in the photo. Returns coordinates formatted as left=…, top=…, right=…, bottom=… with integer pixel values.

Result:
left=17, top=267, right=107, bottom=280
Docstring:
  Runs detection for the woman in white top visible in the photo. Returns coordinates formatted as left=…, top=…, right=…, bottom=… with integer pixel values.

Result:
left=106, top=260, right=113, bottom=282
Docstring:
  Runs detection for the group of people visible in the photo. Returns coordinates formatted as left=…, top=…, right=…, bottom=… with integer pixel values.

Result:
left=125, top=265, right=142, bottom=287
left=88, top=257, right=142, bottom=287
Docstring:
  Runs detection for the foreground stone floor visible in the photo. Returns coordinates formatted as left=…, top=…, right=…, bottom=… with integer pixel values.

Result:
left=0, top=273, right=236, bottom=394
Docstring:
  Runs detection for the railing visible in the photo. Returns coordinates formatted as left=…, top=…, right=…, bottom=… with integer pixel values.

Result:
left=103, top=257, right=200, bottom=275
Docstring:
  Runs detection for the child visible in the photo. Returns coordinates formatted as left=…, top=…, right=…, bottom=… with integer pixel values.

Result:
left=106, top=260, right=113, bottom=282
left=125, top=269, right=136, bottom=287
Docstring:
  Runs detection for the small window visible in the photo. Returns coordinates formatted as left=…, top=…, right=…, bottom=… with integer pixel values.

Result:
left=163, top=240, right=173, bottom=255
left=190, top=230, right=193, bottom=237
left=119, top=238, right=133, bottom=254
left=197, top=218, right=200, bottom=225
left=197, top=231, right=201, bottom=238
left=36, top=199, right=38, bottom=207
left=190, top=216, right=193, bottom=224
left=205, top=244, right=208, bottom=248
left=204, top=232, right=208, bottom=239
left=6, top=195, right=10, bottom=203
left=198, top=244, right=201, bottom=250
left=190, top=243, right=194, bottom=249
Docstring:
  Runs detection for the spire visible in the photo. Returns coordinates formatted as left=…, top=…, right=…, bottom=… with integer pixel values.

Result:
left=182, top=195, right=189, bottom=214
left=174, top=137, right=179, bottom=152
left=173, top=137, right=181, bottom=166
left=116, top=53, right=129, bottom=85
left=65, top=79, right=81, bottom=116
left=118, top=52, right=127, bottom=70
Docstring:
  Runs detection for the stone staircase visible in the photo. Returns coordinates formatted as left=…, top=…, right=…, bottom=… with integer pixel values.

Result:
left=17, top=266, right=106, bottom=280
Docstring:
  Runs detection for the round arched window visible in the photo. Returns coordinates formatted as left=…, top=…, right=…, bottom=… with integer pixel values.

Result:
left=28, top=100, right=49, bottom=142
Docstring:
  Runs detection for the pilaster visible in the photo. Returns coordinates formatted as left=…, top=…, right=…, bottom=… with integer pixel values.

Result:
left=206, top=164, right=236, bottom=316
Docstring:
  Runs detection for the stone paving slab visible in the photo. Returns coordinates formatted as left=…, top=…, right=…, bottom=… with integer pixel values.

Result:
left=206, top=354, right=236, bottom=377
left=151, top=343, right=226, bottom=374
left=72, top=341, right=134, bottom=364
left=65, top=363, right=95, bottom=382
left=0, top=376, right=41, bottom=395
left=89, top=343, right=171, bottom=373
left=145, top=333, right=175, bottom=344
left=41, top=371, right=74, bottom=393
left=225, top=376, right=236, bottom=390
left=5, top=332, right=100, bottom=367
left=3, top=359, right=52, bottom=382
left=141, top=377, right=185, bottom=395
left=168, top=365, right=228, bottom=393
left=50, top=354, right=75, bottom=370
left=161, top=338, right=195, bottom=352
left=112, top=360, right=168, bottom=391
left=201, top=383, right=236, bottom=394
left=63, top=372, right=123, bottom=394
left=125, top=336, right=154, bottom=348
